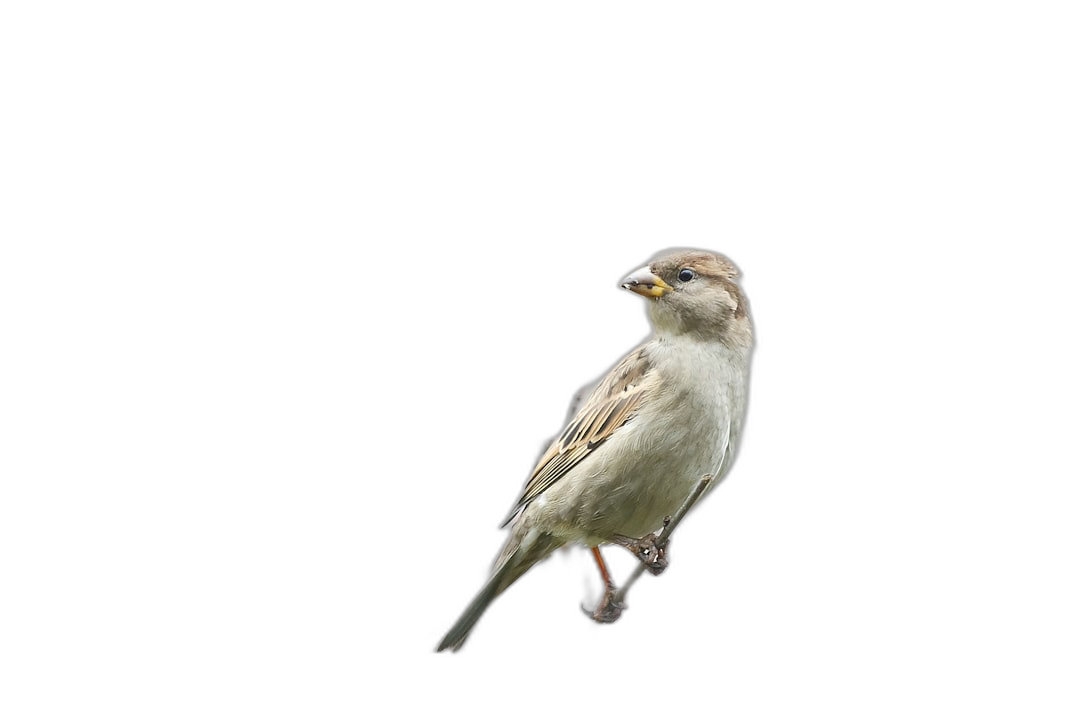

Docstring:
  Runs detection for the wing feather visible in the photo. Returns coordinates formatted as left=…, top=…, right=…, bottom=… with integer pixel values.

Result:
left=501, top=346, right=656, bottom=525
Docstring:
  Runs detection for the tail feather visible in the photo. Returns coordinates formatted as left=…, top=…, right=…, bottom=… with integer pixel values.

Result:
left=436, top=564, right=509, bottom=652
left=436, top=531, right=559, bottom=652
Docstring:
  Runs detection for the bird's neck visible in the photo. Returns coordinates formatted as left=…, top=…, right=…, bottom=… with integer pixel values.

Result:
left=650, top=331, right=751, bottom=372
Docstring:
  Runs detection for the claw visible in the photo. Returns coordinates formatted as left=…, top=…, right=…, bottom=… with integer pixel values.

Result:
left=583, top=583, right=625, bottom=623
left=611, top=531, right=669, bottom=575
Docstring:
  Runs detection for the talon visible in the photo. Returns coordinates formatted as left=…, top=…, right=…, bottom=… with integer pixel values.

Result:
left=584, top=584, right=625, bottom=624
left=612, top=531, right=669, bottom=576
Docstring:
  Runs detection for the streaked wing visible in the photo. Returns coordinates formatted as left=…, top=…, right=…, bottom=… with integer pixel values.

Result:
left=502, top=346, right=656, bottom=524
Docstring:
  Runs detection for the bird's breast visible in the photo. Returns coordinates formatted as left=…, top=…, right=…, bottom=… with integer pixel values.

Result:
left=544, top=338, right=748, bottom=542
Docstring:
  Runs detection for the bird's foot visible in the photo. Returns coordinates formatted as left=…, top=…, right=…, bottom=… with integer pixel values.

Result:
left=583, top=587, right=626, bottom=626
left=611, top=523, right=670, bottom=576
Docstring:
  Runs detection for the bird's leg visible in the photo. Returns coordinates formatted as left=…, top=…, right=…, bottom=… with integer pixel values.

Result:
left=582, top=546, right=625, bottom=623
left=610, top=516, right=672, bottom=575
left=584, top=476, right=713, bottom=623
left=591, top=545, right=615, bottom=587
left=611, top=476, right=713, bottom=607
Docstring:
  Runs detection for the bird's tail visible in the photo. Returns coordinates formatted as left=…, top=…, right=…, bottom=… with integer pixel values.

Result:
left=436, top=561, right=512, bottom=652
left=436, top=530, right=559, bottom=652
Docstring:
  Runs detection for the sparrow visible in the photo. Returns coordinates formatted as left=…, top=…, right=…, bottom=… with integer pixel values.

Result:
left=437, top=249, right=753, bottom=651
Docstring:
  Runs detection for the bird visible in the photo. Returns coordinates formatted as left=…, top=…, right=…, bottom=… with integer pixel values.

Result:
left=436, top=249, right=753, bottom=651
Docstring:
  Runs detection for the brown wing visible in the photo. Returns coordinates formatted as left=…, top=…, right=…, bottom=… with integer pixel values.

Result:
left=501, top=346, right=656, bottom=525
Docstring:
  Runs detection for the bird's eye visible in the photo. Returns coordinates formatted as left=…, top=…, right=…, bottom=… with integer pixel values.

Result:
left=678, top=268, right=696, bottom=282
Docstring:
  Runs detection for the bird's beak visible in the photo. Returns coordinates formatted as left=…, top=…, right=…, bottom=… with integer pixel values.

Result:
left=621, top=266, right=672, bottom=299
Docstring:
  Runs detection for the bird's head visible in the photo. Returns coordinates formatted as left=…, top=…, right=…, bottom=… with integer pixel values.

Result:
left=622, top=249, right=752, bottom=348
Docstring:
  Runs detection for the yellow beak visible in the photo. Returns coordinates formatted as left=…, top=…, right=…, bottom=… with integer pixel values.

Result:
left=621, top=266, right=672, bottom=299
